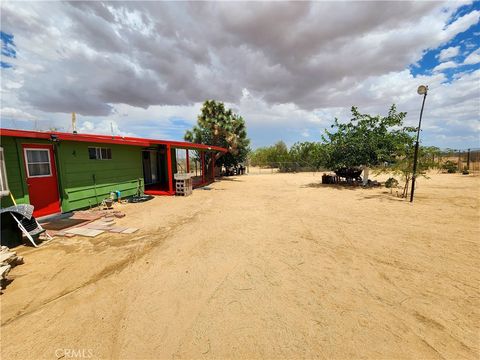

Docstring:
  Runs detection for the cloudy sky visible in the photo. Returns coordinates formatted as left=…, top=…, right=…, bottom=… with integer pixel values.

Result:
left=1, top=1, right=479, bottom=149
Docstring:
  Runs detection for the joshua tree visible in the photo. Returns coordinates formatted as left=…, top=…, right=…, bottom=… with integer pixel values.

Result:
left=185, top=100, right=250, bottom=170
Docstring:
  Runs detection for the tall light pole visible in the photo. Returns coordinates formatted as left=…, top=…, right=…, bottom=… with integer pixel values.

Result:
left=410, top=85, right=428, bottom=203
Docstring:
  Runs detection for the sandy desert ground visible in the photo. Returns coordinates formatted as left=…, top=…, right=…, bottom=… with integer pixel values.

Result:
left=1, top=171, right=479, bottom=359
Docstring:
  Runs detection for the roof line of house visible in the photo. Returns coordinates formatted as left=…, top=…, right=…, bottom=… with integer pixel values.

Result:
left=0, top=128, right=228, bottom=153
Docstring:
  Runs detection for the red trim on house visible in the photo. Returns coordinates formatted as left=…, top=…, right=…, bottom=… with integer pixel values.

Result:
left=2, top=128, right=226, bottom=198
left=0, top=128, right=228, bottom=153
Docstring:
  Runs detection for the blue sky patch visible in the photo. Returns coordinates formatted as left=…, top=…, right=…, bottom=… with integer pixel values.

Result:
left=1, top=31, right=16, bottom=58
left=1, top=61, right=13, bottom=69
left=410, top=2, right=480, bottom=81
left=1, top=31, right=16, bottom=68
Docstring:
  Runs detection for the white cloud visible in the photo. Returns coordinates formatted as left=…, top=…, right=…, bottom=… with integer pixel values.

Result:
left=0, top=1, right=478, bottom=148
left=433, top=61, right=458, bottom=72
left=78, top=119, right=134, bottom=137
left=0, top=107, right=37, bottom=120
left=439, top=9, right=480, bottom=42
left=463, top=48, right=480, bottom=65
left=2, top=1, right=473, bottom=114
left=438, top=46, right=460, bottom=61
left=301, top=129, right=310, bottom=138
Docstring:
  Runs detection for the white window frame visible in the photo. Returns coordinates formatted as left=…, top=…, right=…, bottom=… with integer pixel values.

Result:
left=23, top=148, right=52, bottom=178
left=0, top=147, right=9, bottom=197
left=88, top=147, right=112, bottom=160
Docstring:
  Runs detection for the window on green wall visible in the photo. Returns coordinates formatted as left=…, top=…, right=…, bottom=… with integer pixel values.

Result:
left=88, top=147, right=112, bottom=160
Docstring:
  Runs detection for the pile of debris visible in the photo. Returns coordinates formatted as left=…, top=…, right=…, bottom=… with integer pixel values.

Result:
left=0, top=246, right=24, bottom=294
left=42, top=210, right=137, bottom=238
left=60, top=213, right=137, bottom=237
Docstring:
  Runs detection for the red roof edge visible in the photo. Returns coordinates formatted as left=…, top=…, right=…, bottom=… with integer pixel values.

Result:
left=0, top=128, right=228, bottom=153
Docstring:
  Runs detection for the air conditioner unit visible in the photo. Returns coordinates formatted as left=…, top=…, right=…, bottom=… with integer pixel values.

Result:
left=0, top=147, right=10, bottom=198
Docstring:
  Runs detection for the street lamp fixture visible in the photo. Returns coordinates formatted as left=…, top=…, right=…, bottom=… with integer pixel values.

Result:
left=410, top=85, right=428, bottom=202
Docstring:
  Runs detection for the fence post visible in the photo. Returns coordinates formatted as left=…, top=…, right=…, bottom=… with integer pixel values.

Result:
left=467, top=148, right=471, bottom=170
left=201, top=151, right=205, bottom=184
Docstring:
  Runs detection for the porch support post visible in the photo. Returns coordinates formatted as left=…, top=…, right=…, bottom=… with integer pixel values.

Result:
left=186, top=149, right=190, bottom=173
left=167, top=144, right=173, bottom=194
left=201, top=151, right=205, bottom=184
left=211, top=152, right=215, bottom=181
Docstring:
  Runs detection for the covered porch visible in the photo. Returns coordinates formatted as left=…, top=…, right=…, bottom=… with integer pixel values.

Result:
left=143, top=143, right=225, bottom=196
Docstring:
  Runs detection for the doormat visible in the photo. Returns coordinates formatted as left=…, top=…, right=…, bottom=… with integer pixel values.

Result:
left=42, top=218, right=89, bottom=231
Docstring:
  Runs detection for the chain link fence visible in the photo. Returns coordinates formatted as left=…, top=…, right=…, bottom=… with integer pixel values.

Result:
left=247, top=148, right=480, bottom=176
left=247, top=161, right=325, bottom=175
left=436, top=148, right=480, bottom=174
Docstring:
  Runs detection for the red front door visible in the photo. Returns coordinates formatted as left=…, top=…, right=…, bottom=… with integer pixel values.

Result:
left=22, top=144, right=61, bottom=217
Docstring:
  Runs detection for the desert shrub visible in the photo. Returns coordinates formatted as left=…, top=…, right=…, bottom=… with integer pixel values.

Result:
left=442, top=161, right=457, bottom=173
left=385, top=177, right=399, bottom=188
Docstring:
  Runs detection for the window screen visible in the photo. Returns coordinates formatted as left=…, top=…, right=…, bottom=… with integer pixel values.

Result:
left=88, top=147, right=112, bottom=160
left=25, top=149, right=51, bottom=177
left=88, top=147, right=97, bottom=159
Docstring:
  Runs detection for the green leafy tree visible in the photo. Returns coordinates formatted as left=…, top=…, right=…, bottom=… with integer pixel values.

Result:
left=289, top=142, right=328, bottom=170
left=250, top=141, right=329, bottom=172
left=249, top=141, right=289, bottom=168
left=269, top=141, right=289, bottom=165
left=185, top=100, right=250, bottom=168
left=321, top=104, right=443, bottom=193
left=322, top=105, right=415, bottom=171
left=249, top=147, right=270, bottom=166
left=423, top=146, right=441, bottom=168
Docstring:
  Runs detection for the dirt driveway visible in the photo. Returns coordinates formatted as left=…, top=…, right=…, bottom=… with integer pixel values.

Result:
left=1, top=172, right=479, bottom=359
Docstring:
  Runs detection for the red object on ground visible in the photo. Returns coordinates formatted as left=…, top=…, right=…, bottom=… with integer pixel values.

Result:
left=144, top=189, right=174, bottom=196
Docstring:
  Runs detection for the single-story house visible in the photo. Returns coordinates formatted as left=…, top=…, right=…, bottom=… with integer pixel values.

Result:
left=0, top=128, right=227, bottom=218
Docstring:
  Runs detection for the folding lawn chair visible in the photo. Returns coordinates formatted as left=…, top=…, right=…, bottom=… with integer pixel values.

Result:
left=1, top=204, right=51, bottom=247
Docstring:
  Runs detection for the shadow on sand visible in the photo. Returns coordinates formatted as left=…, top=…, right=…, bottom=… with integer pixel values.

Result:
left=218, top=177, right=244, bottom=182
left=303, top=182, right=407, bottom=202
left=357, top=193, right=407, bottom=202
left=302, top=182, right=368, bottom=191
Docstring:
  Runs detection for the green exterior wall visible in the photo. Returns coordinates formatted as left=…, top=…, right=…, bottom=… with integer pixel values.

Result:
left=0, top=136, right=36, bottom=208
left=1, top=136, right=145, bottom=213
left=56, top=141, right=144, bottom=212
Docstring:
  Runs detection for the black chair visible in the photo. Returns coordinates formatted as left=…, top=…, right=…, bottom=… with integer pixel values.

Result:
left=0, top=205, right=51, bottom=247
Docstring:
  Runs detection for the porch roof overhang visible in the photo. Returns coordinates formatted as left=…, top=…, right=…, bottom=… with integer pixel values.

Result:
left=0, top=128, right=228, bottom=153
